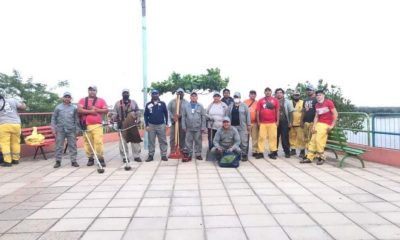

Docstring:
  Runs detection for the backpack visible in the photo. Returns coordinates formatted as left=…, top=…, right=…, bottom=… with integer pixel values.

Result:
left=218, top=150, right=240, bottom=168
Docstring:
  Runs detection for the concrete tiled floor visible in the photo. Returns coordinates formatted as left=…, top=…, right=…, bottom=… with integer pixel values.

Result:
left=0, top=142, right=400, bottom=239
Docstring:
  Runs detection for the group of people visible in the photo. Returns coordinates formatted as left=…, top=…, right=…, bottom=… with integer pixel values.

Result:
left=0, top=83, right=337, bottom=168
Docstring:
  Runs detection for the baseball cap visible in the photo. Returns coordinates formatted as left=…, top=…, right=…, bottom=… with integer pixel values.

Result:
left=306, top=84, right=315, bottom=91
left=292, top=90, right=300, bottom=95
left=213, top=92, right=221, bottom=97
left=315, top=89, right=324, bottom=94
left=249, top=90, right=257, bottom=95
left=233, top=92, right=241, bottom=98
left=88, top=85, right=97, bottom=91
left=63, top=91, right=72, bottom=97
left=223, top=117, right=231, bottom=122
left=151, top=89, right=159, bottom=94
left=122, top=88, right=130, bottom=93
left=176, top=88, right=184, bottom=93
left=190, top=92, right=197, bottom=96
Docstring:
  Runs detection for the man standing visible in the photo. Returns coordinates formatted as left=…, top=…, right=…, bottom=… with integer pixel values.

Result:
left=244, top=90, right=259, bottom=157
left=221, top=88, right=234, bottom=107
left=51, top=92, right=79, bottom=168
left=301, top=90, right=338, bottom=165
left=228, top=92, right=251, bottom=161
left=78, top=85, right=108, bottom=167
left=181, top=92, right=207, bottom=161
left=289, top=91, right=306, bottom=158
left=302, top=85, right=317, bottom=151
left=144, top=89, right=169, bottom=162
left=0, top=88, right=26, bottom=167
left=275, top=88, right=294, bottom=158
left=256, top=87, right=280, bottom=160
left=112, top=89, right=142, bottom=163
left=167, top=88, right=189, bottom=152
left=210, top=117, right=241, bottom=161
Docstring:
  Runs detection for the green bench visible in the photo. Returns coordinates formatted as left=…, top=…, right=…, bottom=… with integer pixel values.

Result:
left=325, top=128, right=366, bottom=168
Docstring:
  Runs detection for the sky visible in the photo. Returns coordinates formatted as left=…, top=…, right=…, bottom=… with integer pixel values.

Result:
left=1, top=0, right=399, bottom=107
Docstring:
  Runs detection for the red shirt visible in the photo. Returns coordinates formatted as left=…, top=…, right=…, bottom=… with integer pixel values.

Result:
left=78, top=97, right=107, bottom=125
left=316, top=99, right=335, bottom=125
left=256, top=97, right=280, bottom=124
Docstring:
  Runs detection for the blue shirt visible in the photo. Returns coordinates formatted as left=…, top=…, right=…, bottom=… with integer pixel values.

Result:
left=144, top=100, right=168, bottom=126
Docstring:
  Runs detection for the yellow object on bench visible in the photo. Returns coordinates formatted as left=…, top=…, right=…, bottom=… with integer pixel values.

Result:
left=25, top=127, right=45, bottom=145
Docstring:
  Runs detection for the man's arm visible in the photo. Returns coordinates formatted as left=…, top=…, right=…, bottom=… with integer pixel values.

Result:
left=213, top=130, right=222, bottom=149
left=50, top=106, right=58, bottom=135
left=163, top=102, right=169, bottom=126
left=328, top=108, right=338, bottom=131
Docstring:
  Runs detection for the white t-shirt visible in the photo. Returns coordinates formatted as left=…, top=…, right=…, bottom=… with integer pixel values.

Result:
left=0, top=98, right=22, bottom=124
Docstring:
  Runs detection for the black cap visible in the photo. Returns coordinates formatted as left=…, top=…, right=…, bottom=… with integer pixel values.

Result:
left=315, top=90, right=325, bottom=95
left=249, top=90, right=256, bottom=95
left=264, top=87, right=272, bottom=92
left=190, top=92, right=197, bottom=96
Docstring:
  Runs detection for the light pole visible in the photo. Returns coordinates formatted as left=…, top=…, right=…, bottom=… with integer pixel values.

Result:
left=141, top=0, right=148, bottom=149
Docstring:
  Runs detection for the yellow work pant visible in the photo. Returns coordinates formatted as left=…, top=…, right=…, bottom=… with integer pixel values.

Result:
left=250, top=123, right=259, bottom=153
left=306, top=122, right=329, bottom=160
left=0, top=124, right=21, bottom=163
left=83, top=124, right=104, bottom=159
left=289, top=126, right=305, bottom=149
left=303, top=122, right=314, bottom=149
left=258, top=123, right=277, bottom=153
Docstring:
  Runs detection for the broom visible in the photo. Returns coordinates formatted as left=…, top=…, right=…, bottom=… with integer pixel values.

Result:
left=168, top=95, right=182, bottom=159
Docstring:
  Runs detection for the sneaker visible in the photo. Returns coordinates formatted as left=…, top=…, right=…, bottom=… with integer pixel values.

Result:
left=252, top=152, right=258, bottom=157
left=146, top=155, right=154, bottom=162
left=161, top=156, right=168, bottom=161
left=71, top=162, right=79, bottom=167
left=255, top=153, right=264, bottom=159
left=196, top=156, right=203, bottom=160
left=182, top=157, right=192, bottom=162
left=54, top=161, right=61, bottom=168
left=316, top=158, right=325, bottom=165
left=300, top=158, right=312, bottom=164
left=285, top=153, right=291, bottom=158
left=11, top=160, right=19, bottom=165
left=1, top=162, right=12, bottom=167
left=87, top=158, right=94, bottom=166
left=268, top=153, right=277, bottom=160
left=134, top=157, right=142, bottom=162
left=241, top=155, right=248, bottom=161
left=299, top=150, right=306, bottom=159
left=99, top=160, right=106, bottom=167
left=290, top=149, right=296, bottom=156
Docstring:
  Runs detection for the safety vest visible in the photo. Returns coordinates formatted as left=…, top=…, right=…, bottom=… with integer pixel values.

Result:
left=292, top=100, right=303, bottom=126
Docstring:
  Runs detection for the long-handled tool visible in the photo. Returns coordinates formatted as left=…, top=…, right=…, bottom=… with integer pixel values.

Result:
left=169, top=95, right=182, bottom=159
left=83, top=130, right=105, bottom=174
left=206, top=128, right=214, bottom=161
left=118, top=129, right=132, bottom=171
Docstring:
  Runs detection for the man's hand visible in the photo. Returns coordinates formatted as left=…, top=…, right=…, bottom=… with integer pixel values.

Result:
left=300, top=122, right=304, bottom=128
left=276, top=121, right=279, bottom=127
left=327, top=126, right=334, bottom=133
left=52, top=130, right=57, bottom=137
left=146, top=126, right=152, bottom=131
left=288, top=123, right=292, bottom=128
left=312, top=126, right=317, bottom=133
left=201, top=128, right=207, bottom=134
left=247, top=126, right=251, bottom=132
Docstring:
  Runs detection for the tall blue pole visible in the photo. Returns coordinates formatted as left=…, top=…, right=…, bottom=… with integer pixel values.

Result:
left=141, top=0, right=148, bottom=149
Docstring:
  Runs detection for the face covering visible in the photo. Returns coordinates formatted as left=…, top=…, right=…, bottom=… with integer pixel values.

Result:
left=234, top=98, right=240, bottom=104
left=122, top=94, right=130, bottom=101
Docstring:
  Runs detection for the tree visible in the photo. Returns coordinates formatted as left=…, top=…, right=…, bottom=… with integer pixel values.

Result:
left=150, top=68, right=229, bottom=95
left=0, top=70, right=68, bottom=112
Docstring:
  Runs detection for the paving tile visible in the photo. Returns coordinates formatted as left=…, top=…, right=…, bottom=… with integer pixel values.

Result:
left=9, top=219, right=57, bottom=233
left=379, top=212, right=400, bottom=224
left=99, top=207, right=135, bottom=218
left=165, top=229, right=204, bottom=240
left=309, top=212, right=353, bottom=225
left=362, top=202, right=400, bottom=212
left=268, top=204, right=303, bottom=214
left=43, top=200, right=79, bottom=209
left=76, top=199, right=110, bottom=208
left=322, top=225, right=375, bottom=240
left=89, top=218, right=130, bottom=230
left=234, top=204, right=269, bottom=215
left=345, top=212, right=390, bottom=225
left=81, top=231, right=124, bottom=240
left=274, top=213, right=315, bottom=226
left=363, top=224, right=400, bottom=239
left=85, top=191, right=116, bottom=199
left=206, top=228, right=247, bottom=240
left=284, top=226, right=332, bottom=240
left=56, top=192, right=87, bottom=200
left=135, top=206, right=169, bottom=217
left=38, top=231, right=83, bottom=240
left=201, top=197, right=231, bottom=205
left=108, top=198, right=140, bottom=207
left=203, top=205, right=236, bottom=215
left=172, top=197, right=201, bottom=206
left=231, top=196, right=261, bottom=205
left=127, top=217, right=167, bottom=230
left=122, top=229, right=164, bottom=240
left=204, top=215, right=241, bottom=228
left=0, top=209, right=36, bottom=220
left=167, top=217, right=203, bottom=229
left=173, top=190, right=200, bottom=198
left=27, top=209, right=69, bottom=219
left=239, top=214, right=278, bottom=227
left=0, top=233, right=41, bottom=240
left=64, top=207, right=103, bottom=218
left=140, top=198, right=170, bottom=207
left=170, top=206, right=202, bottom=217
left=245, top=227, right=290, bottom=240
left=50, top=218, right=93, bottom=231
left=0, top=220, right=20, bottom=234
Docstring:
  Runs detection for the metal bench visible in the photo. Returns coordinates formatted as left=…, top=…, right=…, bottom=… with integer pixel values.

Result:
left=22, top=126, right=55, bottom=160
left=326, top=128, right=366, bottom=168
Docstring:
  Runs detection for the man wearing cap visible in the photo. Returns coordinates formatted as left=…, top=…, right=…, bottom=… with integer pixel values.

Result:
left=210, top=117, right=241, bottom=161
left=289, top=90, right=306, bottom=158
left=221, top=88, right=234, bottom=107
left=111, top=89, right=142, bottom=163
left=181, top=92, right=207, bottom=161
left=302, top=85, right=317, bottom=151
left=206, top=92, right=229, bottom=149
left=78, top=85, right=108, bottom=167
left=144, top=89, right=169, bottom=161
left=244, top=90, right=259, bottom=157
left=275, top=88, right=295, bottom=158
left=51, top=92, right=80, bottom=168
left=256, top=87, right=280, bottom=159
left=167, top=88, right=189, bottom=152
left=301, top=90, right=338, bottom=165
left=228, top=92, right=251, bottom=161
left=0, top=88, right=26, bottom=167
